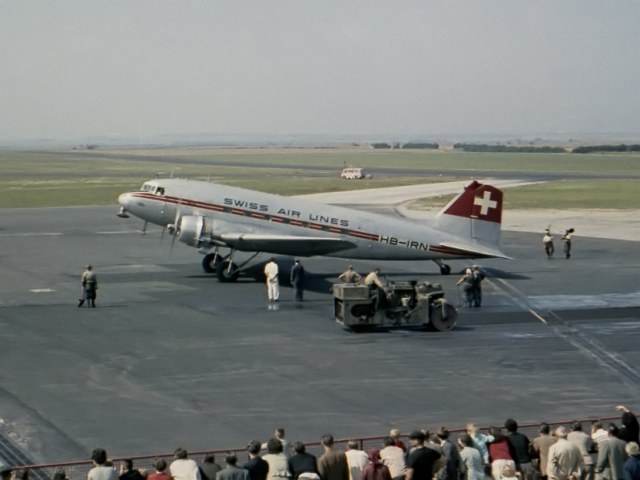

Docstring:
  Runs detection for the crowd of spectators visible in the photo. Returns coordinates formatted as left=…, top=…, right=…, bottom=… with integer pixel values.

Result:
left=4, top=408, right=640, bottom=480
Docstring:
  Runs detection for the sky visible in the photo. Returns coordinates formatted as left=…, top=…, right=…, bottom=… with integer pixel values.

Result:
left=1, top=1, right=640, bottom=143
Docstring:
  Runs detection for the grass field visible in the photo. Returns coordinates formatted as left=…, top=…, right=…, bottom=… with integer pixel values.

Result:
left=1, top=147, right=639, bottom=209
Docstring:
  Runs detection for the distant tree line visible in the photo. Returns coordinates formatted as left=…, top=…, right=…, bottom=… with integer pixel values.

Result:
left=453, top=143, right=565, bottom=153
left=371, top=142, right=439, bottom=149
left=571, top=144, right=640, bottom=154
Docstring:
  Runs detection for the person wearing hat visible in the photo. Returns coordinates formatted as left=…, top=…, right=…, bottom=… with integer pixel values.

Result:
left=405, top=430, right=442, bottom=480
left=80, top=264, right=98, bottom=308
left=624, top=442, right=640, bottom=480
left=290, top=259, right=305, bottom=302
left=543, top=228, right=555, bottom=259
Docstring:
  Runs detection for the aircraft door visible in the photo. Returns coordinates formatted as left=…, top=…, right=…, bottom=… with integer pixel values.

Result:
left=356, top=218, right=375, bottom=252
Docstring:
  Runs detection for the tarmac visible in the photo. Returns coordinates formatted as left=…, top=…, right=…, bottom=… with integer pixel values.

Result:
left=1, top=190, right=640, bottom=465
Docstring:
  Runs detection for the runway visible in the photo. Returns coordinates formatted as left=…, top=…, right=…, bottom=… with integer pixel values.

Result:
left=1, top=204, right=639, bottom=465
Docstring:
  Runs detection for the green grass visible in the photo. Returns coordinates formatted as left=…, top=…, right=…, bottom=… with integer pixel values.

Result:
left=410, top=179, right=640, bottom=210
left=1, top=148, right=639, bottom=209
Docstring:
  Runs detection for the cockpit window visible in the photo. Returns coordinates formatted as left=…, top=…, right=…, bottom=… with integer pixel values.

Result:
left=141, top=183, right=164, bottom=195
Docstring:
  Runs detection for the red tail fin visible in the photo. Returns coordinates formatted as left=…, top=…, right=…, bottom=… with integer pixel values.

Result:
left=441, top=181, right=503, bottom=224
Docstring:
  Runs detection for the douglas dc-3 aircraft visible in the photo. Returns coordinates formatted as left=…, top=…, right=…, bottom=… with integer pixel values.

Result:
left=117, top=179, right=509, bottom=282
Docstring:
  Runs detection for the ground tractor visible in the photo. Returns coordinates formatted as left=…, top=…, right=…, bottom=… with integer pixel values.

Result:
left=333, top=281, right=458, bottom=332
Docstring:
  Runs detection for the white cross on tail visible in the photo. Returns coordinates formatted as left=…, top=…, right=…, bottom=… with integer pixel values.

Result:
left=474, top=190, right=498, bottom=216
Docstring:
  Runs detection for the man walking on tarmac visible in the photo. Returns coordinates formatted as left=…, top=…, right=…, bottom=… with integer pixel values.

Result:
left=543, top=228, right=555, bottom=259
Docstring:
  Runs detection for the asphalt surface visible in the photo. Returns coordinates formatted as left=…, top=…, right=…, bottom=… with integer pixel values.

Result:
left=1, top=205, right=639, bottom=465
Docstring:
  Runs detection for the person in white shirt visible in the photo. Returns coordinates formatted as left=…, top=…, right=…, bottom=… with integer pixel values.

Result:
left=264, top=258, right=280, bottom=302
left=345, top=440, right=370, bottom=480
left=170, top=448, right=201, bottom=480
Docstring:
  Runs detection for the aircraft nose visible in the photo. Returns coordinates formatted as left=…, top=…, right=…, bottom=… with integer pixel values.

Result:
left=117, top=192, right=132, bottom=218
left=118, top=192, right=132, bottom=209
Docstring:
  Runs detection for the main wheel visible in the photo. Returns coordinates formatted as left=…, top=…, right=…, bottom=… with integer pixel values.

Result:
left=216, top=260, right=240, bottom=282
left=440, top=264, right=451, bottom=275
left=429, top=302, right=458, bottom=331
left=202, top=253, right=222, bottom=273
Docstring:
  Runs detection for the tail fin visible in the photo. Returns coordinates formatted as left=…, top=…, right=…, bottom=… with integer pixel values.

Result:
left=433, top=181, right=508, bottom=258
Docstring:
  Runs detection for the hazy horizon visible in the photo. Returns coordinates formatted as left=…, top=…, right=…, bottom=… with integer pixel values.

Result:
left=2, top=1, right=639, bottom=145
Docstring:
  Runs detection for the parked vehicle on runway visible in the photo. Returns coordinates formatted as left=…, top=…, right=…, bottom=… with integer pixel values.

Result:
left=117, top=179, right=508, bottom=282
left=333, top=280, right=457, bottom=332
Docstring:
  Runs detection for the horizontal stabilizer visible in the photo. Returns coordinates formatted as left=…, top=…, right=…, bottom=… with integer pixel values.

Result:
left=219, top=233, right=357, bottom=256
left=439, top=241, right=512, bottom=260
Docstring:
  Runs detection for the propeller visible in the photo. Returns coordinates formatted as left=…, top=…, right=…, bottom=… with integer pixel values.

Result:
left=167, top=210, right=182, bottom=253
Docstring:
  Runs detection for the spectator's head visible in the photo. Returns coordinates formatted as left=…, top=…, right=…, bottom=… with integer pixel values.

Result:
left=275, top=428, right=285, bottom=439
left=389, top=429, right=401, bottom=439
left=267, top=437, right=284, bottom=454
left=539, top=423, right=550, bottom=435
left=368, top=449, right=381, bottom=463
left=347, top=440, right=359, bottom=450
left=608, top=423, right=620, bottom=438
left=489, top=427, right=504, bottom=439
left=0, top=470, right=11, bottom=480
left=321, top=434, right=335, bottom=448
left=247, top=441, right=262, bottom=456
left=154, top=459, right=167, bottom=473
left=174, top=448, right=188, bottom=460
left=554, top=426, right=568, bottom=439
left=224, top=453, right=237, bottom=466
left=502, top=465, right=517, bottom=479
left=91, top=448, right=108, bottom=466
left=383, top=436, right=395, bottom=447
left=466, top=423, right=478, bottom=435
left=571, top=421, right=583, bottom=432
left=122, top=460, right=133, bottom=472
left=504, top=418, right=518, bottom=433
left=293, top=442, right=306, bottom=454
left=626, top=442, right=640, bottom=457
left=203, top=454, right=215, bottom=464
left=53, top=471, right=67, bottom=480
left=436, top=427, right=450, bottom=440
left=591, top=421, right=603, bottom=432
left=409, top=430, right=425, bottom=446
left=458, top=434, right=473, bottom=448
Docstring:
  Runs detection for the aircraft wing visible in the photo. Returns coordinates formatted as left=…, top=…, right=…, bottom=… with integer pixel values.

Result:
left=438, top=241, right=512, bottom=259
left=218, top=233, right=357, bottom=256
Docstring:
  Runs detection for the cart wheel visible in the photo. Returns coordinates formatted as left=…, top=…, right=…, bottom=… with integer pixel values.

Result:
left=429, top=303, right=458, bottom=331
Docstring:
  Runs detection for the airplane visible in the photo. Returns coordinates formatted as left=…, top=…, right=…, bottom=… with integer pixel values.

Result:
left=116, top=178, right=509, bottom=282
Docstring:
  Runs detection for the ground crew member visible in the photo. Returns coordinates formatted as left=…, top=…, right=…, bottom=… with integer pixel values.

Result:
left=563, top=228, right=574, bottom=259
left=79, top=265, right=98, bottom=308
left=264, top=258, right=279, bottom=302
left=472, top=265, right=485, bottom=307
left=338, top=265, right=361, bottom=284
left=543, top=228, right=554, bottom=259
left=290, top=259, right=305, bottom=302
left=456, top=268, right=474, bottom=308
left=364, top=268, right=387, bottom=309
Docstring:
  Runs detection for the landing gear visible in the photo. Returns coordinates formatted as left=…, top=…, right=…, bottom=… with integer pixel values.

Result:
left=216, top=260, right=239, bottom=282
left=202, top=252, right=222, bottom=273
left=433, top=259, right=451, bottom=275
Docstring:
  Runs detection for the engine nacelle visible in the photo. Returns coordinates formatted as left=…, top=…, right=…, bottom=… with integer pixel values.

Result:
left=178, top=215, right=215, bottom=248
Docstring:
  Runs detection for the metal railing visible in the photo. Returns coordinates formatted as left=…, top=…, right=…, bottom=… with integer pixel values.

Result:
left=10, top=415, right=621, bottom=480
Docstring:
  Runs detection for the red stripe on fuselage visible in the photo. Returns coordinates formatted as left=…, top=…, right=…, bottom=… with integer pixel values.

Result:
left=129, top=192, right=469, bottom=258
